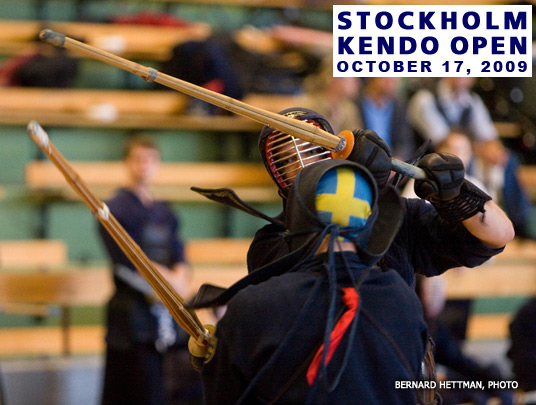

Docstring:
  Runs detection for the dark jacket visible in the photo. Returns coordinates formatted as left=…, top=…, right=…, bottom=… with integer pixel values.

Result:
left=508, top=298, right=536, bottom=391
left=356, top=94, right=416, bottom=161
left=202, top=252, right=428, bottom=404
left=98, top=188, right=186, bottom=348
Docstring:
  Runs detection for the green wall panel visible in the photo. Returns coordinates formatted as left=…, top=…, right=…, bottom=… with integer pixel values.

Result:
left=0, top=201, right=40, bottom=240
left=74, top=60, right=128, bottom=89
left=39, top=1, right=78, bottom=21
left=0, top=127, right=36, bottom=184
left=472, top=296, right=531, bottom=315
left=0, top=1, right=36, bottom=20
left=46, top=202, right=107, bottom=262
left=0, top=305, right=104, bottom=328
left=44, top=127, right=127, bottom=161
left=78, top=1, right=167, bottom=23
left=146, top=130, right=220, bottom=162
left=171, top=203, right=226, bottom=239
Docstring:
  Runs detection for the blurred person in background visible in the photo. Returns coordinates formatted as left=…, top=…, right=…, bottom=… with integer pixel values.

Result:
left=417, top=275, right=515, bottom=405
left=408, top=77, right=535, bottom=240
left=356, top=77, right=416, bottom=161
left=302, top=57, right=361, bottom=134
left=508, top=297, right=536, bottom=404
left=98, top=136, right=201, bottom=405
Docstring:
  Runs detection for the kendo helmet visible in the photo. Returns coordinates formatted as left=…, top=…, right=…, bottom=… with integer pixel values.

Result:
left=286, top=159, right=404, bottom=264
left=259, top=108, right=334, bottom=196
left=188, top=159, right=405, bottom=310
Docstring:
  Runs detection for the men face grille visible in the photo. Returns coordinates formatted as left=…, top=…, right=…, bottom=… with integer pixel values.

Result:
left=266, top=121, right=332, bottom=192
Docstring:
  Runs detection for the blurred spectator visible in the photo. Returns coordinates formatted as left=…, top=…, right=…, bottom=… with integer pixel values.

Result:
left=355, top=77, right=415, bottom=161
left=416, top=275, right=515, bottom=405
left=110, top=10, right=192, bottom=27
left=98, top=135, right=202, bottom=405
left=301, top=57, right=361, bottom=134
left=403, top=130, right=487, bottom=198
left=403, top=131, right=489, bottom=342
left=0, top=40, right=78, bottom=87
left=508, top=297, right=536, bottom=402
left=228, top=26, right=324, bottom=95
left=159, top=36, right=245, bottom=115
left=408, top=77, right=535, bottom=240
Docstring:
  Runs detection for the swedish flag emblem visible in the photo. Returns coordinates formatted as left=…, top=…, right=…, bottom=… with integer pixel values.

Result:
left=315, top=167, right=372, bottom=229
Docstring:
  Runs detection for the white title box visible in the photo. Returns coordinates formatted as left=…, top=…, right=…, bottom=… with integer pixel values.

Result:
left=333, top=5, right=532, bottom=77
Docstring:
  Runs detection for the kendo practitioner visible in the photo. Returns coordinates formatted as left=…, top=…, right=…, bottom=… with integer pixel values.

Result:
left=195, top=160, right=429, bottom=403
left=190, top=108, right=513, bottom=404
left=249, top=108, right=514, bottom=287
left=98, top=136, right=201, bottom=405
left=240, top=107, right=513, bottom=404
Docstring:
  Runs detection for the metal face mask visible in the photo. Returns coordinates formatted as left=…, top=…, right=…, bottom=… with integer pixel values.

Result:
left=265, top=112, right=332, bottom=193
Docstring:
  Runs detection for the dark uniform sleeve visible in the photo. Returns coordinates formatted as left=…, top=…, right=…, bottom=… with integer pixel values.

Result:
left=397, top=198, right=504, bottom=278
left=508, top=298, right=536, bottom=391
left=246, top=221, right=288, bottom=273
left=166, top=204, right=187, bottom=266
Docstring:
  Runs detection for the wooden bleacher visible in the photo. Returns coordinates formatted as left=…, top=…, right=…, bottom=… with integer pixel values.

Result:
left=0, top=237, right=534, bottom=356
left=23, top=158, right=536, bottom=205
left=444, top=238, right=536, bottom=340
left=25, top=160, right=279, bottom=203
left=0, top=239, right=69, bottom=318
left=0, top=238, right=251, bottom=302
left=0, top=239, right=67, bottom=268
left=0, top=85, right=522, bottom=149
left=0, top=88, right=303, bottom=129
left=0, top=88, right=188, bottom=115
left=0, top=237, right=249, bottom=356
left=0, top=19, right=211, bottom=60
left=0, top=88, right=524, bottom=140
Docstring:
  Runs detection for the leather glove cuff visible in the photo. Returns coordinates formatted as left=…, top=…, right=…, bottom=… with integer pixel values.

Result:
left=429, top=179, right=492, bottom=227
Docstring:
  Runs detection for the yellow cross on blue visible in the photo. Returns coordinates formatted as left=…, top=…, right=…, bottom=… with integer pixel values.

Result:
left=315, top=167, right=372, bottom=229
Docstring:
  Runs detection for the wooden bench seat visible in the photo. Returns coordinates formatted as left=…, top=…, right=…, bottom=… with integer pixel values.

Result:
left=0, top=237, right=250, bottom=354
left=443, top=238, right=536, bottom=299
left=24, top=161, right=535, bottom=203
left=0, top=237, right=250, bottom=312
left=186, top=237, right=251, bottom=264
left=0, top=88, right=526, bottom=138
left=0, top=239, right=67, bottom=268
left=0, top=19, right=211, bottom=60
left=25, top=161, right=279, bottom=202
left=0, top=313, right=513, bottom=357
left=444, top=263, right=536, bottom=299
left=0, top=88, right=188, bottom=115
left=0, top=88, right=296, bottom=130
left=494, top=238, right=536, bottom=261
left=0, top=234, right=534, bottom=355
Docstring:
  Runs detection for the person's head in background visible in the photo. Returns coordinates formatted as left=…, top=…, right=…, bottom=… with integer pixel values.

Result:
left=303, top=57, right=360, bottom=101
left=436, top=130, right=473, bottom=169
left=302, top=57, right=361, bottom=134
left=123, top=135, right=161, bottom=188
left=363, top=77, right=400, bottom=104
